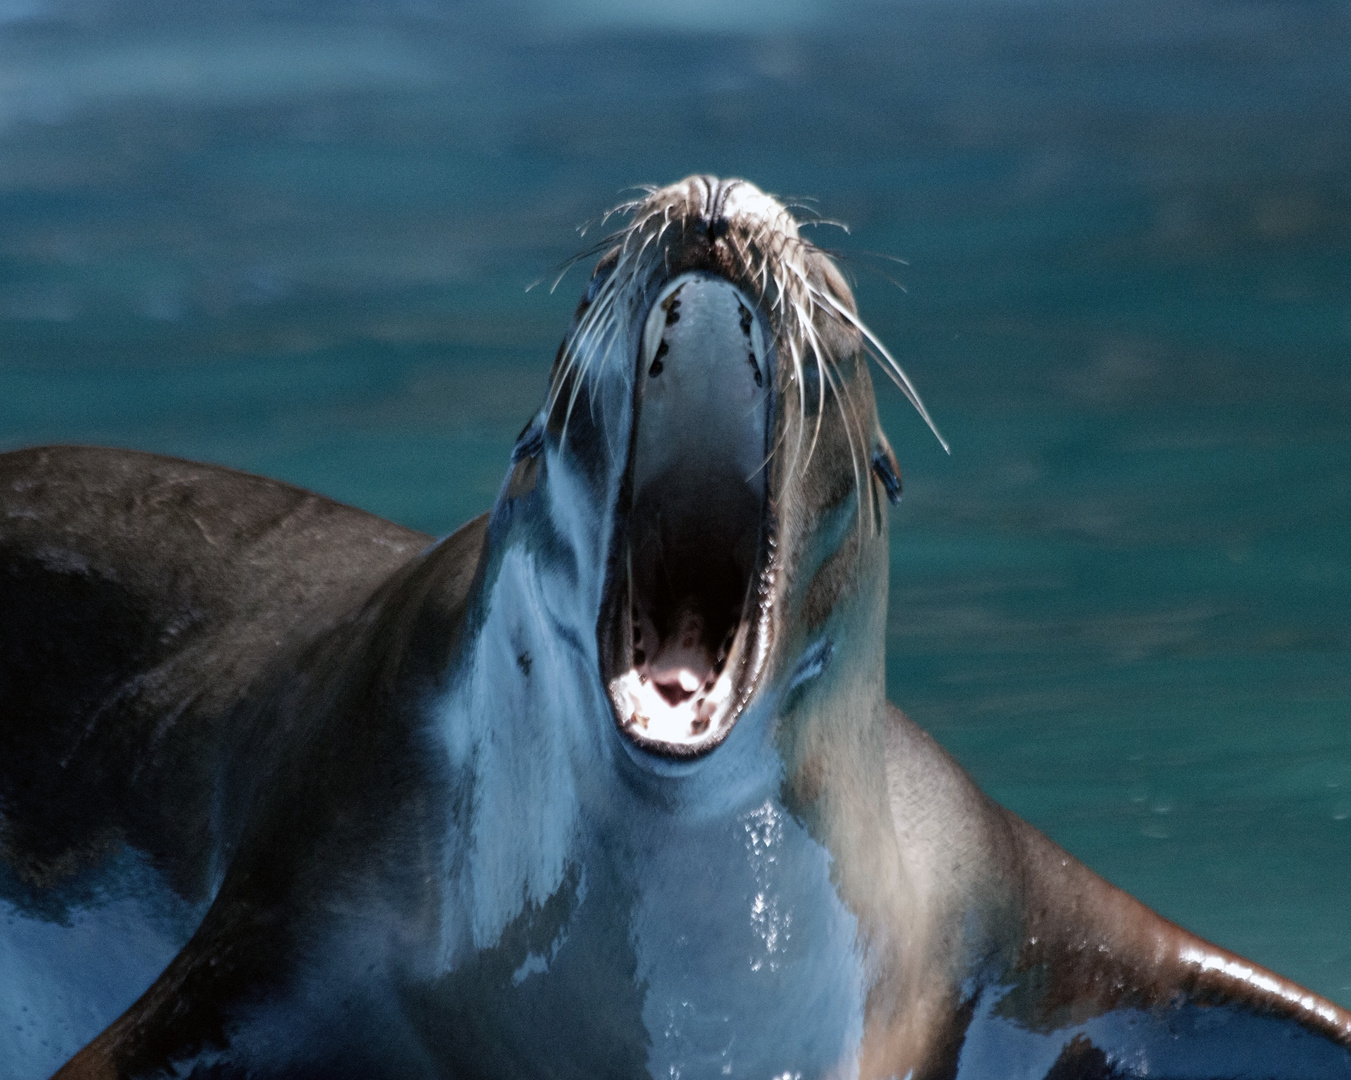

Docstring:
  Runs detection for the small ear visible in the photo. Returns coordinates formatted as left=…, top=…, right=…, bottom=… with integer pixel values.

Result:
left=871, top=431, right=902, bottom=505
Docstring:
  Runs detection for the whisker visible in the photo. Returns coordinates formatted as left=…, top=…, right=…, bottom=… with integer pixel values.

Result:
left=821, top=346, right=874, bottom=537
left=814, top=287, right=948, bottom=454
left=796, top=218, right=851, bottom=235
left=544, top=179, right=945, bottom=488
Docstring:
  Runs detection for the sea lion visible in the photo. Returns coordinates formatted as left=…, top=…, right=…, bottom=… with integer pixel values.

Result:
left=2, top=175, right=1348, bottom=1080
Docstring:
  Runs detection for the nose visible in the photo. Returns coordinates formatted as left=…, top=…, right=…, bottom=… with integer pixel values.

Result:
left=694, top=174, right=745, bottom=238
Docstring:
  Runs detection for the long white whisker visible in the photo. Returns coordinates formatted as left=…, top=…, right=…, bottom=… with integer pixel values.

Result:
left=552, top=263, right=623, bottom=447
left=781, top=334, right=810, bottom=486
left=815, top=288, right=949, bottom=454
left=546, top=180, right=942, bottom=519
left=822, top=348, right=873, bottom=537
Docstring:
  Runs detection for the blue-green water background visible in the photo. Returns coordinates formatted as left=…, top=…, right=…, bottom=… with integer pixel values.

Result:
left=2, top=0, right=1349, bottom=1002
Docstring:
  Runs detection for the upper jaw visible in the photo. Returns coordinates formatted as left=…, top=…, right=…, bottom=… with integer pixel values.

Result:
left=598, top=270, right=778, bottom=758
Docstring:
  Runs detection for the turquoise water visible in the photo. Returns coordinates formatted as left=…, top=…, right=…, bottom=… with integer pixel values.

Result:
left=2, top=0, right=1349, bottom=1003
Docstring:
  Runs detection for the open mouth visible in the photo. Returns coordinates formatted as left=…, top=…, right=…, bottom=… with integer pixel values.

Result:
left=601, top=272, right=773, bottom=756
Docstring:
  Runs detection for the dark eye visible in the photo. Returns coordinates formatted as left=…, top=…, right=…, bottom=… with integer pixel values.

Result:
left=513, top=418, right=544, bottom=463
left=872, top=448, right=902, bottom=504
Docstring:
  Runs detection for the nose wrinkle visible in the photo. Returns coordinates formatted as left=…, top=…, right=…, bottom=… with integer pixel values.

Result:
left=699, top=174, right=744, bottom=235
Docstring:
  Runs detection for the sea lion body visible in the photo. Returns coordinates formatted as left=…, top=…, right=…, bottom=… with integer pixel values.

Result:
left=2, top=177, right=1349, bottom=1079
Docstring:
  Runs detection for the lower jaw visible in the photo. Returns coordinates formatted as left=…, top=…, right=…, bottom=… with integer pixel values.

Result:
left=606, top=584, right=766, bottom=757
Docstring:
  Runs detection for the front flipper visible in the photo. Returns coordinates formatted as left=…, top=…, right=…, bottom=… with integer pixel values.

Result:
left=968, top=814, right=1351, bottom=1078
left=960, top=1001, right=1351, bottom=1079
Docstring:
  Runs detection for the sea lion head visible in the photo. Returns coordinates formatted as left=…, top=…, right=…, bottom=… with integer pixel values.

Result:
left=500, top=175, right=940, bottom=763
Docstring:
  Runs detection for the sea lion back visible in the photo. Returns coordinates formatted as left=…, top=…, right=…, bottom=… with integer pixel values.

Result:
left=0, top=445, right=429, bottom=1080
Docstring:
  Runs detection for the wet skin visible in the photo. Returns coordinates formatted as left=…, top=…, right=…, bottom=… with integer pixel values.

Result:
left=2, top=177, right=1350, bottom=1080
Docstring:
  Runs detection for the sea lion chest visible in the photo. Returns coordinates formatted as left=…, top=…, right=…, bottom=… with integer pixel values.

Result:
left=348, top=536, right=876, bottom=1079
left=399, top=788, right=871, bottom=1080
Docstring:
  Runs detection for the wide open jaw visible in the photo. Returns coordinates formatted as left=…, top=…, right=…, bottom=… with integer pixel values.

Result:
left=600, top=272, right=775, bottom=757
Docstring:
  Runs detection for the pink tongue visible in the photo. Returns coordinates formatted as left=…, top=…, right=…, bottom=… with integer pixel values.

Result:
left=638, top=607, right=714, bottom=707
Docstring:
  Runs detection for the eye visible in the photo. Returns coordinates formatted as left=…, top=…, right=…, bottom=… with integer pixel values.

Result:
left=872, top=447, right=902, bottom=505
left=512, top=418, right=544, bottom=464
